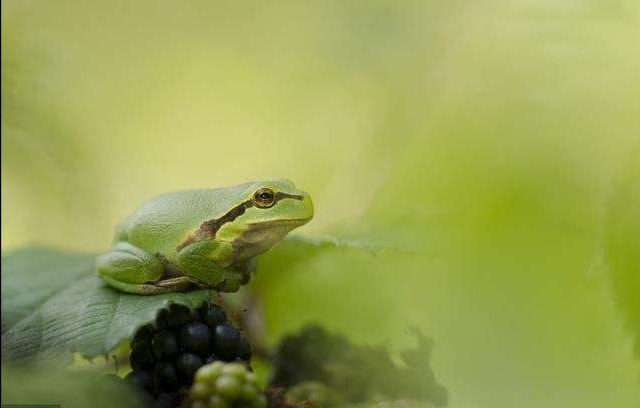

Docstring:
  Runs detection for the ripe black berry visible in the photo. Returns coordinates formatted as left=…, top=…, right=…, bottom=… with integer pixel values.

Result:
left=125, top=370, right=154, bottom=392
left=204, top=303, right=227, bottom=327
left=132, top=324, right=155, bottom=345
left=179, top=321, right=212, bottom=356
left=214, top=324, right=240, bottom=359
left=166, top=303, right=192, bottom=328
left=175, top=352, right=204, bottom=384
left=130, top=340, right=155, bottom=371
left=152, top=330, right=179, bottom=360
left=154, top=392, right=178, bottom=408
left=205, top=354, right=219, bottom=364
left=154, top=362, right=178, bottom=391
left=155, top=308, right=169, bottom=330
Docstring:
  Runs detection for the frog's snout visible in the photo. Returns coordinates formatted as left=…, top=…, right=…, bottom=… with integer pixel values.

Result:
left=301, top=191, right=314, bottom=221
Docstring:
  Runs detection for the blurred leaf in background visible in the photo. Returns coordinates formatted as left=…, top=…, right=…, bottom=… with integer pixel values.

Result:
left=2, top=0, right=639, bottom=407
left=603, top=153, right=640, bottom=362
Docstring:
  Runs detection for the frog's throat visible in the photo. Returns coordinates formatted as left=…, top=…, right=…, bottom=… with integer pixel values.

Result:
left=176, top=192, right=303, bottom=251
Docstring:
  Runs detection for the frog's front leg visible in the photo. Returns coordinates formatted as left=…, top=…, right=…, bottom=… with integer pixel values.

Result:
left=176, top=241, right=249, bottom=292
left=96, top=242, right=199, bottom=294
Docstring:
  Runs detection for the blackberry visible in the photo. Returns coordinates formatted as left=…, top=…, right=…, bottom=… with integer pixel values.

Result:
left=213, top=324, right=240, bottom=360
left=180, top=322, right=212, bottom=356
left=270, top=325, right=448, bottom=407
left=190, top=361, right=266, bottom=408
left=132, top=324, right=156, bottom=344
left=154, top=362, right=179, bottom=391
left=205, top=354, right=219, bottom=364
left=166, top=303, right=195, bottom=328
left=152, top=330, right=179, bottom=360
left=203, top=303, right=227, bottom=327
left=131, top=340, right=155, bottom=371
left=155, top=392, right=180, bottom=408
left=270, top=325, right=350, bottom=389
left=125, top=370, right=155, bottom=393
left=127, top=301, right=253, bottom=407
left=176, top=353, right=205, bottom=384
left=155, top=308, right=170, bottom=330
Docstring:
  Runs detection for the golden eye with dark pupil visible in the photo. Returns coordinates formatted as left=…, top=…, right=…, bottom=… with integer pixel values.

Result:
left=253, top=188, right=276, bottom=208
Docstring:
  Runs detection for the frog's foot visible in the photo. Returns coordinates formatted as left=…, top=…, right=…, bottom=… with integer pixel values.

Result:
left=214, top=269, right=252, bottom=292
left=96, top=242, right=166, bottom=293
left=99, top=275, right=209, bottom=295
left=153, top=276, right=211, bottom=291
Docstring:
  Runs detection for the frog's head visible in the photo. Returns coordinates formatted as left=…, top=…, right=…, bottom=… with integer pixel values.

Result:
left=212, top=179, right=314, bottom=262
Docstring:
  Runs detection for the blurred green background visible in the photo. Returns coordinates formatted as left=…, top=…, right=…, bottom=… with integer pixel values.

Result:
left=2, top=0, right=639, bottom=407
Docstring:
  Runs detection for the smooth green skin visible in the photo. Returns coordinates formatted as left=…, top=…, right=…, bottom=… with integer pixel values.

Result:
left=96, top=180, right=313, bottom=294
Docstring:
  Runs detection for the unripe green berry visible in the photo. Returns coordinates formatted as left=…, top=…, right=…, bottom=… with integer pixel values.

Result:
left=245, top=372, right=258, bottom=386
left=241, top=383, right=258, bottom=401
left=221, top=362, right=247, bottom=380
left=215, top=376, right=242, bottom=399
left=195, top=361, right=224, bottom=383
left=191, top=382, right=210, bottom=399
left=191, top=361, right=264, bottom=408
left=208, top=395, right=230, bottom=408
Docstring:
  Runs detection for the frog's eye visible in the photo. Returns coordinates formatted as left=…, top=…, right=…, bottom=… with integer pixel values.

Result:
left=253, top=188, right=276, bottom=208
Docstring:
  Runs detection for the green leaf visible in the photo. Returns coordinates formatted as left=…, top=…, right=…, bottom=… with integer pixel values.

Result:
left=286, top=233, right=399, bottom=253
left=1, top=247, right=97, bottom=335
left=1, top=247, right=211, bottom=361
left=2, top=360, right=146, bottom=408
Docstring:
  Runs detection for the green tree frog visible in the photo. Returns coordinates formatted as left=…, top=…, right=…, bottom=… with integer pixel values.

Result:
left=96, top=180, right=313, bottom=294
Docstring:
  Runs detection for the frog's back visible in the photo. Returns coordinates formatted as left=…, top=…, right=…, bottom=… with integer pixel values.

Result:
left=116, top=185, right=256, bottom=257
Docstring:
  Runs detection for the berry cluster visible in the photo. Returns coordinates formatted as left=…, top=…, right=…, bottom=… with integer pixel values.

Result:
left=270, top=325, right=447, bottom=407
left=126, top=302, right=252, bottom=407
left=190, top=361, right=266, bottom=408
left=270, top=325, right=350, bottom=389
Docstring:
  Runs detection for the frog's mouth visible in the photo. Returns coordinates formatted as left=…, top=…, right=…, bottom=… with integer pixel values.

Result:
left=242, top=218, right=310, bottom=241
left=228, top=218, right=310, bottom=261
